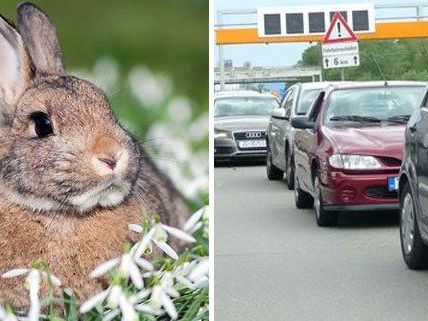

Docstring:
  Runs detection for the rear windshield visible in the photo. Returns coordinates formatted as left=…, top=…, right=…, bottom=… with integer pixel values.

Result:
left=296, top=89, right=321, bottom=115
left=324, top=86, right=425, bottom=124
left=214, top=97, right=279, bottom=117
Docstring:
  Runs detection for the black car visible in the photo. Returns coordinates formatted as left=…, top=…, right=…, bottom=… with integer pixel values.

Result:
left=399, top=86, right=428, bottom=269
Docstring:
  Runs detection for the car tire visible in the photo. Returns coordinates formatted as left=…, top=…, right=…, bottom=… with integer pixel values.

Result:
left=294, top=171, right=313, bottom=209
left=266, top=148, right=283, bottom=180
left=285, top=149, right=294, bottom=190
left=400, top=182, right=428, bottom=269
left=314, top=175, right=339, bottom=227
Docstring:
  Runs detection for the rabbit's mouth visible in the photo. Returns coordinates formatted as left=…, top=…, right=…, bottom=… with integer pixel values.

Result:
left=69, top=179, right=132, bottom=213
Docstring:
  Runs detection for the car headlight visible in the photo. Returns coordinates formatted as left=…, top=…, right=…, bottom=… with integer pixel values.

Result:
left=328, top=154, right=382, bottom=170
left=214, top=128, right=230, bottom=139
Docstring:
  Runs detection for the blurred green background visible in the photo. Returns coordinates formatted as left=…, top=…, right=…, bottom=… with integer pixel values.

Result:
left=3, top=0, right=208, bottom=204
left=3, top=0, right=207, bottom=107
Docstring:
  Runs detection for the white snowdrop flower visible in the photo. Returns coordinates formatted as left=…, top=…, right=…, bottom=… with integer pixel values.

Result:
left=107, top=285, right=122, bottom=309
left=2, top=266, right=61, bottom=321
left=79, top=289, right=110, bottom=314
left=118, top=292, right=138, bottom=321
left=183, top=207, right=206, bottom=232
left=135, top=303, right=163, bottom=316
left=120, top=254, right=144, bottom=290
left=92, top=56, right=119, bottom=94
left=134, top=257, right=154, bottom=271
left=167, top=97, right=192, bottom=124
left=160, top=292, right=178, bottom=320
left=161, top=224, right=196, bottom=243
left=193, top=276, right=209, bottom=289
left=189, top=114, right=209, bottom=141
left=90, top=257, right=120, bottom=278
left=90, top=253, right=146, bottom=289
left=189, top=258, right=209, bottom=283
left=128, top=223, right=143, bottom=233
left=128, top=67, right=172, bottom=107
left=101, top=309, right=120, bottom=321
left=2, top=268, right=29, bottom=279
left=154, top=240, right=178, bottom=260
left=172, top=262, right=197, bottom=290
left=189, top=222, right=203, bottom=235
left=0, top=306, right=17, bottom=321
left=149, top=285, right=162, bottom=310
left=131, top=221, right=194, bottom=260
left=130, top=227, right=156, bottom=258
left=129, top=288, right=151, bottom=304
left=27, top=270, right=40, bottom=321
left=41, top=272, right=61, bottom=287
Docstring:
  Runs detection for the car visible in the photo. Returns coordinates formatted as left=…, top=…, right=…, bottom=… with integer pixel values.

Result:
left=266, top=82, right=345, bottom=188
left=290, top=81, right=426, bottom=226
left=398, top=86, right=428, bottom=269
left=214, top=91, right=279, bottom=162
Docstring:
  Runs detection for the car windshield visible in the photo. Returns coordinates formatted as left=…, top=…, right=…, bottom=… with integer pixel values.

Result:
left=296, top=89, right=321, bottom=115
left=214, top=97, right=278, bottom=117
left=325, top=86, right=425, bottom=124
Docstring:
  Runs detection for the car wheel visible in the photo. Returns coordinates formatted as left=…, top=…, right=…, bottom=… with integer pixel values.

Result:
left=294, top=170, right=313, bottom=209
left=400, top=183, right=428, bottom=269
left=314, top=176, right=339, bottom=226
left=285, top=150, right=294, bottom=190
left=266, top=148, right=283, bottom=180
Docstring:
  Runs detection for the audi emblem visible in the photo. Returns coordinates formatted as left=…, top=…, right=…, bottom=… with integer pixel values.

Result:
left=245, top=132, right=262, bottom=139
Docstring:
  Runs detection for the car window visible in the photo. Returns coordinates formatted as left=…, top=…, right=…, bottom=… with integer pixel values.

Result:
left=280, top=89, right=293, bottom=109
left=324, top=86, right=426, bottom=124
left=296, top=89, right=322, bottom=115
left=214, top=97, right=279, bottom=117
left=283, top=88, right=295, bottom=118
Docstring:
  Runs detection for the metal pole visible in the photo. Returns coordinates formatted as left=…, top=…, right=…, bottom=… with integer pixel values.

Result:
left=341, top=68, right=345, bottom=81
left=417, top=4, right=423, bottom=20
left=218, top=11, right=225, bottom=91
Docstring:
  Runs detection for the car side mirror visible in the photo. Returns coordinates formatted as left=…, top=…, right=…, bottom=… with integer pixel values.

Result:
left=271, top=108, right=288, bottom=120
left=291, top=116, right=315, bottom=130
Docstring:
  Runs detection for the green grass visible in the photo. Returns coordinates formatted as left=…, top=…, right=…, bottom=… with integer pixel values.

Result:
left=3, top=0, right=208, bottom=109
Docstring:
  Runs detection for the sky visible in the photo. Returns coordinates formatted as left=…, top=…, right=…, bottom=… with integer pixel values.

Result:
left=214, top=0, right=419, bottom=67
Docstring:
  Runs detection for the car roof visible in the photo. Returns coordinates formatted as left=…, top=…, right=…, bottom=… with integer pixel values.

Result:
left=328, top=80, right=427, bottom=90
left=214, top=90, right=276, bottom=99
left=295, top=81, right=354, bottom=90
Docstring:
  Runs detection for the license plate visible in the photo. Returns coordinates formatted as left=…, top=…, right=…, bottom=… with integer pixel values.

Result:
left=238, top=140, right=266, bottom=149
left=387, top=177, right=399, bottom=192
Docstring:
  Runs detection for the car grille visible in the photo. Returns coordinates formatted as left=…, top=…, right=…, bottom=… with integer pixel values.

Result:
left=215, top=147, right=235, bottom=155
left=234, top=131, right=267, bottom=151
left=366, top=186, right=398, bottom=199
left=377, top=157, right=401, bottom=167
left=234, top=131, right=266, bottom=140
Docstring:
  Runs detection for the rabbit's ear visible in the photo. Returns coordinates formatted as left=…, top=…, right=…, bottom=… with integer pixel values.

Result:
left=17, top=3, right=65, bottom=76
left=0, top=14, right=33, bottom=114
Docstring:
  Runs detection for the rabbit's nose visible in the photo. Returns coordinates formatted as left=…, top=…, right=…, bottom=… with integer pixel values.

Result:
left=98, top=157, right=117, bottom=170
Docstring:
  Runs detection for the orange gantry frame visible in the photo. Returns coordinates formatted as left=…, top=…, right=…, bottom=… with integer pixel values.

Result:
left=216, top=21, right=428, bottom=44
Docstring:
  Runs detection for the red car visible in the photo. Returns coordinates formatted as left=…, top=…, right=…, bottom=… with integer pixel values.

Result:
left=291, top=81, right=426, bottom=226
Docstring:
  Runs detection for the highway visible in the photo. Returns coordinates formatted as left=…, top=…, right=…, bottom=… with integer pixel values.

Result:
left=215, top=165, right=428, bottom=321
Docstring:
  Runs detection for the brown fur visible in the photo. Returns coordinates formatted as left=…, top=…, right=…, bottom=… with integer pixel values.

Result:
left=0, top=3, right=189, bottom=308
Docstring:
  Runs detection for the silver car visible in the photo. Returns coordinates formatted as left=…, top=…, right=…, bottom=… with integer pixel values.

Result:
left=266, top=82, right=343, bottom=188
left=214, top=91, right=279, bottom=162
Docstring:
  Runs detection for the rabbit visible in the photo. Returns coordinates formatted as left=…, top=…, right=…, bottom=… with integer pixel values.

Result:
left=0, top=3, right=190, bottom=308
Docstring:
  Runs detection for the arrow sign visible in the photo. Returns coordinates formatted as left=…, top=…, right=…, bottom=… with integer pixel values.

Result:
left=322, top=11, right=360, bottom=70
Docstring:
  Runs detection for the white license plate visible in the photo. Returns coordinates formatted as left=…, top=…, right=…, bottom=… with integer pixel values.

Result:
left=387, top=177, right=399, bottom=192
left=238, top=140, right=266, bottom=148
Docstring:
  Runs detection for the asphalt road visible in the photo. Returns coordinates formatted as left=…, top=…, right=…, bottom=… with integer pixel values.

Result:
left=215, top=164, right=428, bottom=321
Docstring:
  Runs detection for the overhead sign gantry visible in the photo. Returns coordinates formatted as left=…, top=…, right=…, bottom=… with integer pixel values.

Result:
left=216, top=2, right=428, bottom=44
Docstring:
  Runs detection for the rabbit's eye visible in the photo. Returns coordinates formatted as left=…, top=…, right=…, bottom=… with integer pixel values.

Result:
left=30, top=112, right=54, bottom=138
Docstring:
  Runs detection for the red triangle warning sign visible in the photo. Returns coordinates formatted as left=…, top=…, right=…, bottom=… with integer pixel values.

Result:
left=323, top=12, right=358, bottom=44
